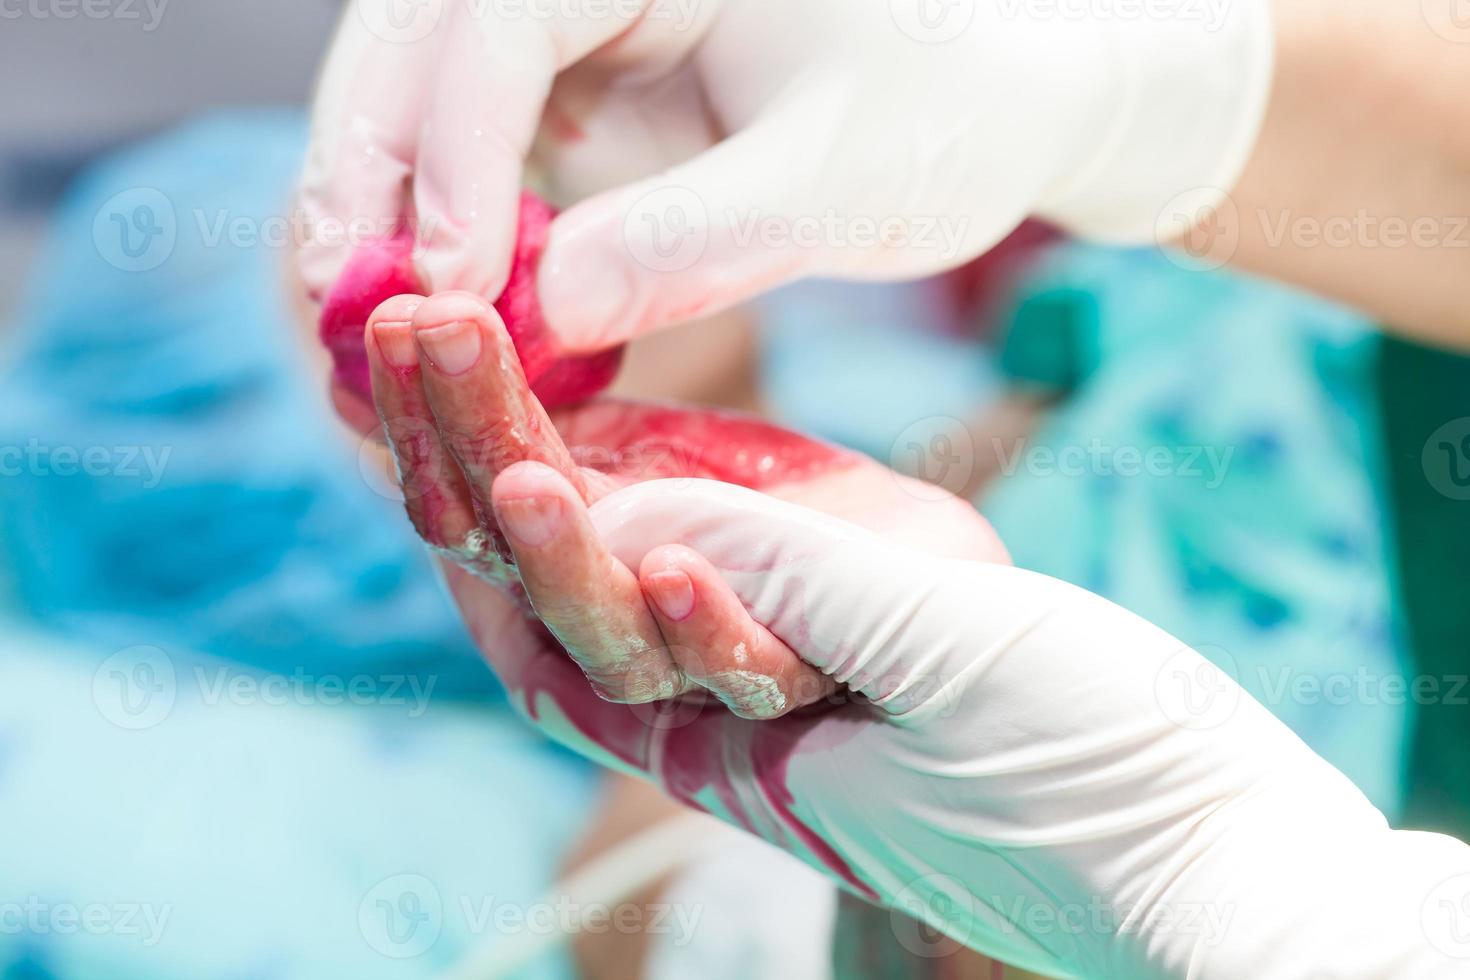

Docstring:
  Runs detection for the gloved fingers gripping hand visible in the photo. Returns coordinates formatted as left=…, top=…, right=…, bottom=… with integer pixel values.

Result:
left=298, top=0, right=701, bottom=304
left=491, top=461, right=839, bottom=717
left=363, top=287, right=838, bottom=711
left=536, top=0, right=1275, bottom=352
left=431, top=476, right=1131, bottom=972
left=363, top=288, right=692, bottom=703
left=298, top=5, right=432, bottom=304
left=460, top=476, right=1470, bottom=980
left=536, top=6, right=1112, bottom=353
left=487, top=461, right=677, bottom=705
left=637, top=543, right=840, bottom=720
left=302, top=0, right=1274, bottom=352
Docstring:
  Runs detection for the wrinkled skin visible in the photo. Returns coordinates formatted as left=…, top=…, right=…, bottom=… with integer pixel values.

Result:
left=344, top=285, right=1010, bottom=906
left=320, top=191, right=623, bottom=409
left=350, top=287, right=1007, bottom=717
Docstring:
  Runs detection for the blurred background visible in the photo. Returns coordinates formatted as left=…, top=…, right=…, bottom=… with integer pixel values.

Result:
left=2, top=4, right=1469, bottom=980
left=0, top=0, right=336, bottom=321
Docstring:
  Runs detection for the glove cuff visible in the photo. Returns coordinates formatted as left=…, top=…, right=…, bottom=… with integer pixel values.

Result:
left=1038, top=0, right=1275, bottom=244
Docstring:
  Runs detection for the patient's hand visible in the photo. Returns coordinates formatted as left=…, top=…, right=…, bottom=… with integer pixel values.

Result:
left=356, top=289, right=1006, bottom=715
left=362, top=292, right=1060, bottom=980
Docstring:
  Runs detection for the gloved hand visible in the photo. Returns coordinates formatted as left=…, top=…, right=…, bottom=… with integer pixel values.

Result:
left=439, top=475, right=1470, bottom=979
left=356, top=287, right=1006, bottom=708
left=298, top=0, right=1273, bottom=349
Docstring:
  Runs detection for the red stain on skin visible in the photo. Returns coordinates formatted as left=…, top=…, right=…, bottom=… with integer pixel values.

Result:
left=403, top=432, right=451, bottom=549
left=514, top=630, right=877, bottom=898
left=616, top=408, right=853, bottom=489
left=558, top=402, right=858, bottom=491
left=516, top=621, right=652, bottom=774
left=493, top=414, right=875, bottom=899
left=320, top=191, right=623, bottom=408
left=348, top=191, right=876, bottom=898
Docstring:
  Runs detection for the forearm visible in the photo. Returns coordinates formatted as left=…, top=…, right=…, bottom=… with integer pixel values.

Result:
left=1209, top=0, right=1470, bottom=346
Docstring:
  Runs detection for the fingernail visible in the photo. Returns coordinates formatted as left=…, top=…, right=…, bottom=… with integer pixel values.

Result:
left=645, top=570, right=695, bottom=622
left=494, top=495, right=563, bottom=548
left=416, top=320, right=483, bottom=375
left=373, top=321, right=417, bottom=368
left=539, top=229, right=639, bottom=352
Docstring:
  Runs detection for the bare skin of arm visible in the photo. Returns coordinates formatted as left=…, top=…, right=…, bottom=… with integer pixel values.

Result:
left=1193, top=0, right=1470, bottom=347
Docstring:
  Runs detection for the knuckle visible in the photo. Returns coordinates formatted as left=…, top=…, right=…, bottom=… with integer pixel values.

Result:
left=388, top=423, right=448, bottom=477
left=441, top=418, right=521, bottom=474
left=710, top=668, right=790, bottom=721
left=586, top=658, right=685, bottom=705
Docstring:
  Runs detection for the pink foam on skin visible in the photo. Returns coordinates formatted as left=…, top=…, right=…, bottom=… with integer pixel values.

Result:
left=561, top=403, right=857, bottom=492
left=500, top=421, right=876, bottom=899
left=326, top=192, right=874, bottom=896
left=319, top=191, right=624, bottom=408
left=618, top=409, right=853, bottom=489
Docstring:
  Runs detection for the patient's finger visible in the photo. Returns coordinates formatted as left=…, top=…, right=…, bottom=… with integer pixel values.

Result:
left=409, top=292, right=588, bottom=518
left=639, top=545, right=838, bottom=719
left=366, top=295, right=510, bottom=584
left=491, top=461, right=692, bottom=704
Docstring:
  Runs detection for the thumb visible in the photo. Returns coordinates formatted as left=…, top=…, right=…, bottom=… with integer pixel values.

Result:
left=538, top=88, right=857, bottom=353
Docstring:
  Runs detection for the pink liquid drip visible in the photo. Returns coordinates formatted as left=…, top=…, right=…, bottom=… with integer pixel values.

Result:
left=508, top=416, right=876, bottom=898
left=517, top=643, right=877, bottom=899
left=335, top=192, right=877, bottom=897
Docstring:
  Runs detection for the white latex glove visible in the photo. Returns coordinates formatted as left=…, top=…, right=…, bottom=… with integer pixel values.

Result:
left=451, top=477, right=1470, bottom=979
left=298, top=0, right=1273, bottom=349
left=645, top=827, right=836, bottom=980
